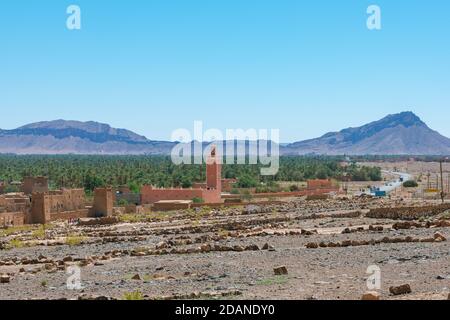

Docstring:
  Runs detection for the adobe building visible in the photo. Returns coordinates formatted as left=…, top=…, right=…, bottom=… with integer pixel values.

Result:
left=92, top=187, right=114, bottom=217
left=21, top=177, right=49, bottom=195
left=141, top=147, right=223, bottom=205
left=30, top=187, right=114, bottom=224
left=1, top=186, right=114, bottom=226
left=30, top=189, right=87, bottom=224
left=0, top=193, right=30, bottom=227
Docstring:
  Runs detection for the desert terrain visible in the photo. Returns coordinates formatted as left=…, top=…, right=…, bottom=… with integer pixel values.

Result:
left=1, top=188, right=449, bottom=300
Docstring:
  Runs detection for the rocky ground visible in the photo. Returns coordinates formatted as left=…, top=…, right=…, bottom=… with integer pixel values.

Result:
left=1, top=197, right=449, bottom=300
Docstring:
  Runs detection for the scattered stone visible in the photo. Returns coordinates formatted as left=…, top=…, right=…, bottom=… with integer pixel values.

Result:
left=131, top=274, right=142, bottom=281
left=0, top=274, right=10, bottom=284
left=389, top=284, right=412, bottom=296
left=156, top=241, right=169, bottom=249
left=273, top=266, right=288, bottom=275
left=200, top=244, right=211, bottom=253
left=245, top=244, right=259, bottom=251
left=63, top=256, right=73, bottom=262
left=361, top=291, right=380, bottom=300
left=306, top=242, right=318, bottom=249
left=433, top=232, right=447, bottom=242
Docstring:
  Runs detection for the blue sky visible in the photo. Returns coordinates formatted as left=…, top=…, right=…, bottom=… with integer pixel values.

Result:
left=1, top=0, right=449, bottom=142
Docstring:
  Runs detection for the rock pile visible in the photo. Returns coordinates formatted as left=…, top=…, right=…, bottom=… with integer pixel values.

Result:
left=305, top=234, right=447, bottom=249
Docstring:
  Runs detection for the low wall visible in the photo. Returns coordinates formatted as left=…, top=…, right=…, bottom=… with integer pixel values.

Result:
left=50, top=209, right=90, bottom=221
left=153, top=202, right=191, bottom=211
left=78, top=217, right=119, bottom=226
left=222, top=188, right=340, bottom=200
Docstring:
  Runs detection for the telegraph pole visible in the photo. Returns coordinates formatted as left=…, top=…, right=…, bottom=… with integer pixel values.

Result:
left=440, top=160, right=445, bottom=203
left=447, top=173, right=450, bottom=193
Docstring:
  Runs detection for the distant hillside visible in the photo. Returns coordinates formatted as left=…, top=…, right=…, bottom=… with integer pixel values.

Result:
left=0, top=120, right=175, bottom=155
left=1, top=112, right=450, bottom=155
left=283, top=112, right=450, bottom=155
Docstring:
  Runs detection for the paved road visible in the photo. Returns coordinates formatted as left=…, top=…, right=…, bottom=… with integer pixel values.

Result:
left=378, top=171, right=412, bottom=194
left=357, top=171, right=412, bottom=196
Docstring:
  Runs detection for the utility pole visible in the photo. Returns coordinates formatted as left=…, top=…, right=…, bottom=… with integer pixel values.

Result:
left=447, top=173, right=450, bottom=193
left=440, top=160, right=445, bottom=203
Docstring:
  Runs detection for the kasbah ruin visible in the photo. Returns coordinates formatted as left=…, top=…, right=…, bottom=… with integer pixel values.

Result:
left=0, top=148, right=449, bottom=301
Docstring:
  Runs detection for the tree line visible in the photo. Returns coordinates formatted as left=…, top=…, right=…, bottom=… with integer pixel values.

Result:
left=0, top=155, right=381, bottom=193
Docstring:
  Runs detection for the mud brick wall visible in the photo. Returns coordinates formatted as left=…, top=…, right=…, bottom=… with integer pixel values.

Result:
left=367, top=204, right=450, bottom=220
left=141, top=186, right=205, bottom=204
left=0, top=212, right=25, bottom=227
left=50, top=209, right=90, bottom=221
left=21, top=177, right=49, bottom=195
left=92, top=188, right=114, bottom=217
left=153, top=202, right=192, bottom=211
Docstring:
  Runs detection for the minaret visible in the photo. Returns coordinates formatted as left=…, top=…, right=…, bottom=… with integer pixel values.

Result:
left=206, top=146, right=221, bottom=191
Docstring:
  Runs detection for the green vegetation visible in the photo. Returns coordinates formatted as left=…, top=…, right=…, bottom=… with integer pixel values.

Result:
left=65, top=235, right=86, bottom=246
left=0, top=155, right=382, bottom=194
left=192, top=197, right=205, bottom=204
left=0, top=225, right=38, bottom=237
left=117, top=198, right=129, bottom=206
left=403, top=180, right=419, bottom=188
left=6, top=238, right=25, bottom=249
left=256, top=276, right=289, bottom=286
left=123, top=291, right=144, bottom=300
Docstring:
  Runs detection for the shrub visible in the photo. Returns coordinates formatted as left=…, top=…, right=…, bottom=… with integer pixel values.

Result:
left=65, top=235, right=85, bottom=246
left=117, top=199, right=129, bottom=206
left=7, top=239, right=25, bottom=249
left=403, top=180, right=418, bottom=188
left=192, top=197, right=204, bottom=204
left=230, top=188, right=240, bottom=195
left=123, top=291, right=144, bottom=300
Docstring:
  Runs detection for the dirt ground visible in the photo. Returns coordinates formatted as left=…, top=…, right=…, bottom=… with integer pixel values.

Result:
left=1, top=195, right=449, bottom=301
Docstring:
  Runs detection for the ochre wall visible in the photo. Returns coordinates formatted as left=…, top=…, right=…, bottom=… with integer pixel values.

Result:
left=307, top=179, right=334, bottom=190
left=92, top=188, right=114, bottom=217
left=22, top=177, right=49, bottom=195
left=0, top=212, right=25, bottom=227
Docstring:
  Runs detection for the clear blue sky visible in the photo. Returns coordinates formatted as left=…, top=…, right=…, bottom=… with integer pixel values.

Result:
left=1, top=0, right=449, bottom=142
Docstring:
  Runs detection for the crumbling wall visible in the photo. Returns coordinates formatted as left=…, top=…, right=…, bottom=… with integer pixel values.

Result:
left=21, top=177, right=49, bottom=195
left=30, top=193, right=50, bottom=224
left=91, top=188, right=114, bottom=217
left=0, top=212, right=25, bottom=227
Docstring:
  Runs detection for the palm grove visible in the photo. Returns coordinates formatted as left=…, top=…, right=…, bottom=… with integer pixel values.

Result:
left=0, top=155, right=381, bottom=194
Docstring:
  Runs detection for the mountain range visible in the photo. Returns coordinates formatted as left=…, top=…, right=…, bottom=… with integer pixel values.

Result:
left=1, top=112, right=449, bottom=155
